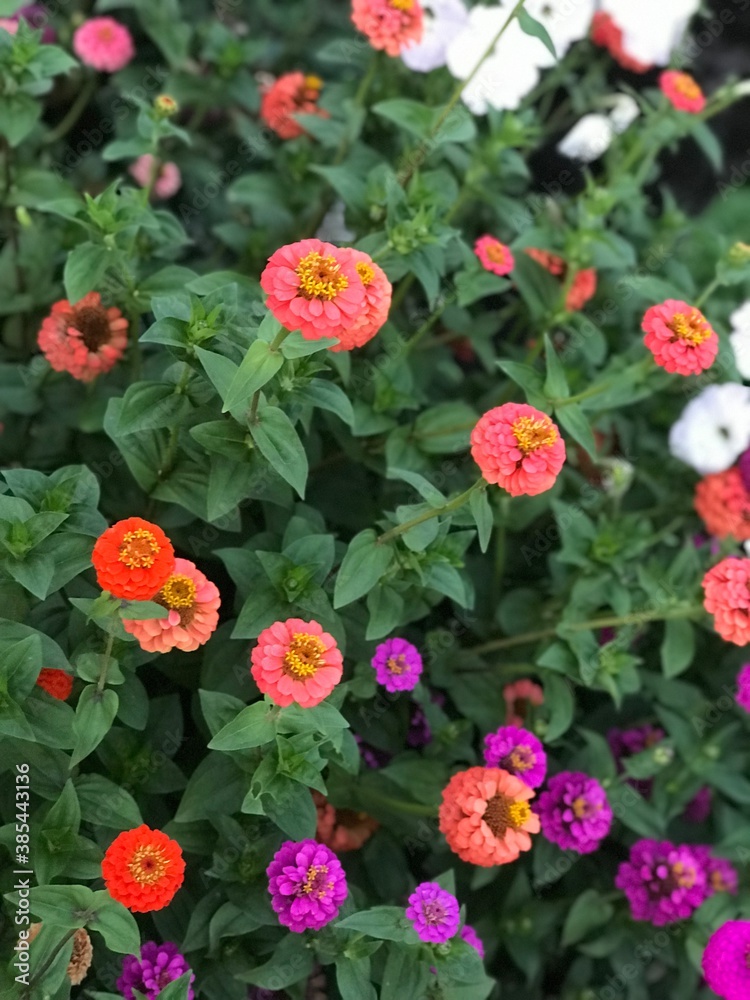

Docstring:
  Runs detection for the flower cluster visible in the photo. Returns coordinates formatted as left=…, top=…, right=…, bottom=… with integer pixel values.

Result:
left=352, top=0, right=424, bottom=56
left=118, top=942, right=195, bottom=1000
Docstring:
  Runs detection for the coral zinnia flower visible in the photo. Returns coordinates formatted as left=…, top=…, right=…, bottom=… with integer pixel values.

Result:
left=524, top=248, right=597, bottom=312
left=250, top=617, right=343, bottom=708
left=28, top=924, right=93, bottom=985
left=590, top=12, right=651, bottom=73
left=313, top=791, right=378, bottom=852
left=36, top=668, right=74, bottom=701
left=260, top=238, right=367, bottom=343
left=695, top=467, right=750, bottom=542
left=660, top=70, right=706, bottom=114
left=72, top=17, right=134, bottom=72
left=703, top=557, right=750, bottom=646
left=260, top=72, right=329, bottom=140
left=503, top=678, right=544, bottom=726
left=330, top=248, right=392, bottom=351
left=91, top=517, right=175, bottom=601
left=471, top=402, right=566, bottom=497
left=37, top=292, right=128, bottom=383
left=121, top=558, right=220, bottom=653
left=102, top=825, right=185, bottom=913
left=474, top=235, right=514, bottom=276
left=351, top=0, right=424, bottom=57
left=439, top=765, right=540, bottom=867
left=642, top=299, right=718, bottom=376
left=129, top=155, right=182, bottom=199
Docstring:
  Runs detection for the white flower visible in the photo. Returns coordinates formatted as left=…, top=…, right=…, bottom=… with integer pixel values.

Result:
left=524, top=0, right=597, bottom=68
left=602, top=0, right=701, bottom=67
left=730, top=302, right=750, bottom=381
left=314, top=200, right=355, bottom=244
left=669, top=383, right=750, bottom=475
left=401, top=0, right=469, bottom=73
left=608, top=93, right=639, bottom=134
left=557, top=113, right=614, bottom=162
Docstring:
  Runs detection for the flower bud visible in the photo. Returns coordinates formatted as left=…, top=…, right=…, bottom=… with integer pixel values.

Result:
left=153, top=94, right=178, bottom=117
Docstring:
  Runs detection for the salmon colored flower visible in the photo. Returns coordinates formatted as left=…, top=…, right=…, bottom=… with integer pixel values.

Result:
left=28, top=925, right=92, bottom=985
left=504, top=678, right=544, bottom=726
left=260, top=72, right=329, bottom=140
left=250, top=618, right=344, bottom=708
left=73, top=17, right=134, bottom=72
left=92, top=517, right=175, bottom=601
left=352, top=0, right=424, bottom=57
left=37, top=292, right=128, bottom=383
left=524, top=248, right=596, bottom=312
left=330, top=248, right=392, bottom=351
left=703, top=557, right=750, bottom=646
left=129, top=155, right=182, bottom=199
left=122, top=558, right=220, bottom=653
left=695, top=467, right=750, bottom=542
left=590, top=11, right=651, bottom=73
left=439, top=765, right=539, bottom=867
left=642, top=299, right=718, bottom=376
left=313, top=791, right=378, bottom=852
left=660, top=70, right=706, bottom=114
left=260, top=238, right=367, bottom=343
left=474, top=235, right=515, bottom=277
left=36, top=668, right=74, bottom=701
left=471, top=402, right=566, bottom=497
left=102, top=825, right=185, bottom=913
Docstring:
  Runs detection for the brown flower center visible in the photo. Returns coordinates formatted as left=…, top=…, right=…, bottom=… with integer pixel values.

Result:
left=284, top=632, right=325, bottom=679
left=673, top=73, right=701, bottom=100
left=356, top=261, right=375, bottom=286
left=296, top=251, right=348, bottom=301
left=512, top=415, right=558, bottom=455
left=128, top=844, right=169, bottom=885
left=483, top=793, right=531, bottom=837
left=156, top=573, right=197, bottom=627
left=118, top=528, right=159, bottom=569
left=75, top=306, right=111, bottom=351
left=667, top=310, right=710, bottom=346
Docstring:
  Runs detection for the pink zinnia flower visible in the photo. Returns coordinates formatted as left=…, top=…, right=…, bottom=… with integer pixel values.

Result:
left=695, top=467, right=750, bottom=542
left=703, top=557, right=750, bottom=646
left=121, top=558, right=220, bottom=654
left=471, top=402, right=566, bottom=497
left=330, top=249, right=392, bottom=351
left=660, top=70, right=706, bottom=114
left=474, top=235, right=514, bottom=277
left=37, top=292, right=128, bottom=382
left=503, top=678, right=544, bottom=726
left=351, top=0, right=424, bottom=57
left=260, top=72, right=328, bottom=140
left=129, top=155, right=182, bottom=199
left=260, top=238, right=367, bottom=343
left=250, top=618, right=343, bottom=708
left=73, top=17, right=134, bottom=73
left=642, top=299, right=718, bottom=375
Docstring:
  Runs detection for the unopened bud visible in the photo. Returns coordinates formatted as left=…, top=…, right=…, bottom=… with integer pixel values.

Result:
left=728, top=241, right=750, bottom=265
left=154, top=94, right=179, bottom=117
left=15, top=206, right=31, bottom=228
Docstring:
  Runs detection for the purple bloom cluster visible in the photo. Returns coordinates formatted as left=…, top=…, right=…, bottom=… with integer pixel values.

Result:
left=371, top=637, right=423, bottom=693
left=0, top=4, right=56, bottom=42
left=693, top=847, right=739, bottom=896
left=615, top=840, right=708, bottom=925
left=537, top=771, right=612, bottom=854
left=406, top=881, right=460, bottom=944
left=736, top=663, right=750, bottom=713
left=460, top=924, right=485, bottom=958
left=266, top=839, right=347, bottom=933
left=117, top=942, right=194, bottom=1000
left=483, top=725, right=547, bottom=788
left=683, top=785, right=712, bottom=822
left=702, top=920, right=750, bottom=1000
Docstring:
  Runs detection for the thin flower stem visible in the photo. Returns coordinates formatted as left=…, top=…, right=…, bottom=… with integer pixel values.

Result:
left=363, top=790, right=438, bottom=817
left=42, top=75, right=97, bottom=145
left=97, top=632, right=116, bottom=693
left=695, top=276, right=722, bottom=310
left=552, top=355, right=653, bottom=408
left=377, top=478, right=485, bottom=545
left=156, top=365, right=193, bottom=483
left=403, top=302, right=447, bottom=353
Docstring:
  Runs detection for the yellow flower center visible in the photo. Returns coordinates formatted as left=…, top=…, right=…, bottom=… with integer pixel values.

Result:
left=572, top=796, right=595, bottom=819
left=390, top=0, right=414, bottom=9
left=673, top=73, right=701, bottom=100
left=303, top=74, right=323, bottom=92
left=159, top=574, right=196, bottom=609
left=302, top=864, right=334, bottom=898
left=671, top=861, right=696, bottom=888
left=667, top=310, right=710, bottom=346
left=386, top=654, right=407, bottom=674
left=284, top=632, right=325, bottom=679
left=508, top=746, right=535, bottom=773
left=512, top=415, right=557, bottom=455
left=296, top=251, right=349, bottom=301
left=128, top=845, right=169, bottom=885
left=356, top=261, right=375, bottom=287
left=483, top=793, right=532, bottom=837
left=118, top=529, right=159, bottom=569
left=485, top=242, right=508, bottom=265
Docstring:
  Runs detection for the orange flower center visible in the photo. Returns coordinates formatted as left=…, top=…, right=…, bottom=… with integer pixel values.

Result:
left=667, top=310, right=710, bottom=346
left=670, top=861, right=696, bottom=889
left=284, top=632, right=325, bottom=678
left=572, top=796, right=599, bottom=819
left=507, top=745, right=535, bottom=773
left=118, top=528, right=160, bottom=569
left=485, top=242, right=508, bottom=265
left=672, top=73, right=701, bottom=100
left=96, top=24, right=115, bottom=42
left=386, top=654, right=407, bottom=674
left=302, top=863, right=334, bottom=898
left=483, top=793, right=531, bottom=836
left=390, top=0, right=414, bottom=8
left=356, top=261, right=375, bottom=286
left=303, top=74, right=323, bottom=92
left=296, top=251, right=349, bottom=301
left=512, top=415, right=557, bottom=455
left=128, top=844, right=169, bottom=885
left=75, top=306, right=111, bottom=351
left=159, top=574, right=196, bottom=609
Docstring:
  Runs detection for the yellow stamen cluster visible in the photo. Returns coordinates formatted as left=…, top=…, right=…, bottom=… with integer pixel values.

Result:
left=386, top=654, right=407, bottom=675
left=284, top=632, right=325, bottom=679
left=302, top=864, right=333, bottom=897
left=159, top=574, right=197, bottom=609
left=512, top=416, right=557, bottom=455
left=668, top=311, right=711, bottom=346
left=303, top=75, right=323, bottom=91
left=484, top=793, right=531, bottom=836
left=673, top=73, right=701, bottom=99
left=672, top=861, right=696, bottom=888
left=508, top=801, right=531, bottom=828
left=118, top=529, right=159, bottom=569
left=356, top=261, right=375, bottom=287
left=485, top=242, right=508, bottom=265
left=296, top=251, right=349, bottom=301
left=129, top=845, right=169, bottom=885
left=508, top=747, right=534, bottom=772
left=390, top=0, right=414, bottom=9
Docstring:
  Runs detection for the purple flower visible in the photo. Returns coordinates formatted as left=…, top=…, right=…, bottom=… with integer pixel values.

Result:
left=607, top=724, right=665, bottom=798
left=371, top=637, right=423, bottom=693
left=266, top=839, right=347, bottom=933
left=407, top=704, right=432, bottom=747
left=537, top=771, right=612, bottom=854
left=682, top=785, right=712, bottom=822
left=736, top=664, right=750, bottom=712
left=703, top=920, right=750, bottom=1000
left=615, top=839, right=708, bottom=925
left=740, top=447, right=750, bottom=492
left=354, top=733, right=391, bottom=769
left=406, top=882, right=460, bottom=944
left=460, top=924, right=484, bottom=958
left=483, top=725, right=547, bottom=788
left=117, top=942, right=194, bottom=1000
left=0, top=5, right=56, bottom=42
left=693, top=847, right=739, bottom=896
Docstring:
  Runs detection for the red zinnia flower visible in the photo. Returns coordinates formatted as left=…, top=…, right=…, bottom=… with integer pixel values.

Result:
left=660, top=70, right=706, bottom=114
left=471, top=402, right=566, bottom=497
left=102, top=825, right=185, bottom=912
left=260, top=72, right=329, bottom=140
left=590, top=12, right=652, bottom=74
left=37, top=292, right=128, bottom=383
left=642, top=299, right=718, bottom=376
left=351, top=0, right=424, bottom=57
left=703, top=557, right=750, bottom=646
left=695, top=467, right=750, bottom=542
left=36, top=668, right=74, bottom=701
left=524, top=248, right=597, bottom=312
left=91, top=517, right=175, bottom=601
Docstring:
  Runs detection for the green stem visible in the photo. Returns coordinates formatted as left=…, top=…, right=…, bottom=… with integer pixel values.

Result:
left=552, top=355, right=653, bottom=408
left=248, top=327, right=291, bottom=424
left=156, top=365, right=192, bottom=483
left=695, top=275, right=722, bottom=310
left=404, top=302, right=447, bottom=354
left=97, top=632, right=115, bottom=693
left=129, top=306, right=142, bottom=382
left=23, top=928, right=77, bottom=998
left=364, top=790, right=438, bottom=818
left=43, top=75, right=97, bottom=145
left=377, top=478, right=485, bottom=545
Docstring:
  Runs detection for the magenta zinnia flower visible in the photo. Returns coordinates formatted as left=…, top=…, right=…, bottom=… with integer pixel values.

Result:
left=406, top=882, right=460, bottom=944
left=683, top=785, right=712, bottom=823
left=117, top=942, right=194, bottom=1000
left=371, top=637, right=423, bottom=693
left=693, top=847, right=739, bottom=896
left=537, top=771, right=612, bottom=854
left=483, top=726, right=547, bottom=789
left=460, top=924, right=485, bottom=958
left=615, top=839, right=708, bottom=925
left=702, top=921, right=750, bottom=1000
left=266, top=839, right=347, bottom=932
left=737, top=663, right=750, bottom=713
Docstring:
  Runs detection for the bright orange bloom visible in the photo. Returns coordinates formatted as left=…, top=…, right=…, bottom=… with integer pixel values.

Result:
left=102, top=825, right=185, bottom=912
left=695, top=467, right=750, bottom=542
left=91, top=517, right=175, bottom=601
left=36, top=668, right=74, bottom=701
left=439, top=766, right=540, bottom=867
left=313, top=791, right=378, bottom=852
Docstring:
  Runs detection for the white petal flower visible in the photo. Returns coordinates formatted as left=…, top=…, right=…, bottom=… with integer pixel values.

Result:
left=602, top=0, right=701, bottom=67
left=730, top=302, right=750, bottom=381
left=401, top=0, right=469, bottom=73
left=557, top=113, right=614, bottom=162
left=669, top=383, right=750, bottom=475
left=608, top=93, right=639, bottom=134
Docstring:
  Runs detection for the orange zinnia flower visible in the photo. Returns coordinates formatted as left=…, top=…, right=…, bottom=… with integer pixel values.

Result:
left=91, top=517, right=175, bottom=601
left=102, top=825, right=185, bottom=913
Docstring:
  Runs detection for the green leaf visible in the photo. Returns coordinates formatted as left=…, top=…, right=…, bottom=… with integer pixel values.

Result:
left=118, top=599, right=170, bottom=622
left=336, top=958, right=377, bottom=1000
left=470, top=488, right=493, bottom=553
left=223, top=339, right=285, bottom=413
left=297, top=379, right=354, bottom=425
left=333, top=528, right=395, bottom=608
left=74, top=774, right=143, bottom=830
left=70, top=686, right=119, bottom=768
left=562, top=889, right=614, bottom=947
left=381, top=943, right=431, bottom=1000
left=541, top=672, right=575, bottom=741
left=208, top=701, right=277, bottom=751
left=243, top=933, right=314, bottom=989
left=555, top=402, right=597, bottom=459
left=152, top=973, right=194, bottom=1000
left=660, top=619, right=695, bottom=678
left=116, top=382, right=191, bottom=435
left=27, top=884, right=95, bottom=928
left=263, top=774, right=318, bottom=838
left=63, top=243, right=111, bottom=302
left=543, top=334, right=570, bottom=399
left=250, top=404, right=308, bottom=498
left=0, top=92, right=41, bottom=146
left=518, top=7, right=557, bottom=58
left=1, top=633, right=42, bottom=701
left=497, top=361, right=548, bottom=410
left=88, top=892, right=141, bottom=954
left=336, top=907, right=417, bottom=942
